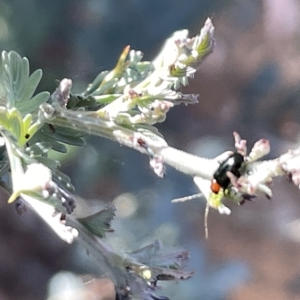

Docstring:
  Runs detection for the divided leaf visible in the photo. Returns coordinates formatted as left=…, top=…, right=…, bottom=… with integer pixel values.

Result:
left=78, top=205, right=116, bottom=238
left=0, top=51, right=49, bottom=115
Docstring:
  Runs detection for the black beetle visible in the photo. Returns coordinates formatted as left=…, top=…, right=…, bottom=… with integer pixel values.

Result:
left=210, top=152, right=244, bottom=194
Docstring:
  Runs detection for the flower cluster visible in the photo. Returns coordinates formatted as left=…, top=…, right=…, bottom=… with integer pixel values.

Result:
left=191, top=132, right=300, bottom=218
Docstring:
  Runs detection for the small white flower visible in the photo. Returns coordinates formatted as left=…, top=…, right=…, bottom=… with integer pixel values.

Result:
left=233, top=131, right=247, bottom=156
left=51, top=78, right=72, bottom=107
left=218, top=204, right=231, bottom=215
left=150, top=155, right=165, bottom=178
left=247, top=138, right=270, bottom=162
left=281, top=152, right=300, bottom=173
left=8, top=163, right=53, bottom=203
left=20, top=163, right=52, bottom=191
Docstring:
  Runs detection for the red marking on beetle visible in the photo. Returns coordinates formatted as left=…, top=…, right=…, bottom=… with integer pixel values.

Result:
left=210, top=179, right=221, bottom=194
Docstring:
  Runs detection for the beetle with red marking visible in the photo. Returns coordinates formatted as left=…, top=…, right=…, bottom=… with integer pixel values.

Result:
left=210, top=152, right=244, bottom=194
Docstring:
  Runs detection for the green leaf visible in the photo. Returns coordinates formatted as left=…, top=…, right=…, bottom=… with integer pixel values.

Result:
left=135, top=62, right=153, bottom=74
left=78, top=205, right=116, bottom=238
left=0, top=51, right=47, bottom=116
left=67, top=94, right=98, bottom=109
left=128, top=240, right=194, bottom=283
left=9, top=115, right=21, bottom=139
left=49, top=141, right=67, bottom=153
left=130, top=240, right=187, bottom=269
left=84, top=71, right=109, bottom=96
left=132, top=124, right=164, bottom=138
left=93, top=94, right=121, bottom=105
left=29, top=122, right=86, bottom=155
left=17, top=91, right=50, bottom=114
left=52, top=133, right=85, bottom=147
left=52, top=169, right=75, bottom=192
left=35, top=156, right=61, bottom=169
left=25, top=142, right=52, bottom=155
left=0, top=107, right=10, bottom=130
left=40, top=124, right=86, bottom=147
left=17, top=57, right=30, bottom=96
left=19, top=69, right=42, bottom=100
left=8, top=109, right=23, bottom=140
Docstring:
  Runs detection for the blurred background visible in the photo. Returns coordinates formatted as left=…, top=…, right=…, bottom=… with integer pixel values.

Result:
left=1, top=0, right=300, bottom=299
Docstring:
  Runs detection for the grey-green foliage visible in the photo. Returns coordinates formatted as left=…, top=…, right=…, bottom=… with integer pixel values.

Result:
left=0, top=49, right=191, bottom=300
left=30, top=123, right=86, bottom=153
left=70, top=49, right=153, bottom=109
left=0, top=51, right=49, bottom=115
left=78, top=205, right=116, bottom=238
left=0, top=51, right=80, bottom=193
left=0, top=51, right=89, bottom=192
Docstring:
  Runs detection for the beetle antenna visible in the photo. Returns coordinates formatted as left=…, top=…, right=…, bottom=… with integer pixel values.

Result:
left=171, top=193, right=202, bottom=203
